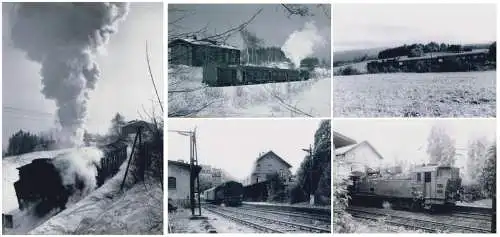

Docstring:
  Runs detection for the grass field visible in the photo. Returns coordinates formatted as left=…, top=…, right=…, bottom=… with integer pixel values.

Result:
left=334, top=71, right=496, bottom=117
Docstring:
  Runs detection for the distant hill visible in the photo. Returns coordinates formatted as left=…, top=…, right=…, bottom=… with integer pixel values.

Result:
left=333, top=47, right=387, bottom=63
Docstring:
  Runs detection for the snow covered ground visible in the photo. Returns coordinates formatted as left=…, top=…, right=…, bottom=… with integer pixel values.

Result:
left=2, top=147, right=162, bottom=234
left=168, top=66, right=331, bottom=117
left=334, top=71, right=496, bottom=117
left=456, top=198, right=492, bottom=208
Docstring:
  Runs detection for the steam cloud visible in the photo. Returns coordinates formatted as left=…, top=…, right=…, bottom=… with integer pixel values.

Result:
left=9, top=3, right=129, bottom=147
left=51, top=147, right=104, bottom=204
left=281, top=21, right=325, bottom=68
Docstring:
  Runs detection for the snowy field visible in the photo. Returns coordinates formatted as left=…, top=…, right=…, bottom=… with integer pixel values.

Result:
left=168, top=66, right=331, bottom=117
left=334, top=71, right=496, bottom=117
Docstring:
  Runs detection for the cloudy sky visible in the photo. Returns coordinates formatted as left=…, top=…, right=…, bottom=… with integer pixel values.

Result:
left=169, top=4, right=331, bottom=62
left=168, top=119, right=324, bottom=181
left=334, top=4, right=497, bottom=52
left=2, top=3, right=163, bottom=148
left=333, top=119, right=496, bottom=170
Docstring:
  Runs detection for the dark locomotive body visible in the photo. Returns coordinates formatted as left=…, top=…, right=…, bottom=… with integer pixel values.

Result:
left=202, top=181, right=244, bottom=206
left=349, top=165, right=461, bottom=211
left=202, top=64, right=310, bottom=87
left=13, top=141, right=128, bottom=216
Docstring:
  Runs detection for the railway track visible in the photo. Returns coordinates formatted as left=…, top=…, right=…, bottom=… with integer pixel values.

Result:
left=238, top=205, right=331, bottom=223
left=347, top=206, right=491, bottom=233
left=203, top=205, right=330, bottom=233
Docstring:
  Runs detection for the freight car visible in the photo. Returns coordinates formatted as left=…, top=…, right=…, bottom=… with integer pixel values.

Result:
left=349, top=164, right=461, bottom=211
left=13, top=141, right=128, bottom=216
left=202, top=181, right=244, bottom=206
left=202, top=64, right=310, bottom=87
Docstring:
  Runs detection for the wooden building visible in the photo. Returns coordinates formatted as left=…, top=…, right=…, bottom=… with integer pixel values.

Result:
left=168, top=38, right=241, bottom=67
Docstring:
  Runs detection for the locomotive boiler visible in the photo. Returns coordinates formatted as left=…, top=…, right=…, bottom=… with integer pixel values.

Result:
left=202, top=181, right=244, bottom=206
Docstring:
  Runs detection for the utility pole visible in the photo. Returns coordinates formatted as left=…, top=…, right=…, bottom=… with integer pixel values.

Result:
left=302, top=144, right=314, bottom=205
left=169, top=128, right=204, bottom=219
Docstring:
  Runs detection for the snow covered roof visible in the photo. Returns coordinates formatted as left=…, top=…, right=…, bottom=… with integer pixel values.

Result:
left=335, top=140, right=384, bottom=160
left=168, top=38, right=240, bottom=50
left=256, top=150, right=292, bottom=168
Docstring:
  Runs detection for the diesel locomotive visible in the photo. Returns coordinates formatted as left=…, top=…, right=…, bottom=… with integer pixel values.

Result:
left=349, top=164, right=461, bottom=211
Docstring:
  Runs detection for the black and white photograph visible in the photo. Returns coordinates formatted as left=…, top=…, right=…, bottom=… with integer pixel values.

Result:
left=2, top=2, right=163, bottom=234
left=333, top=4, right=496, bottom=117
left=333, top=119, right=496, bottom=233
left=168, top=4, right=331, bottom=118
left=167, top=119, right=331, bottom=233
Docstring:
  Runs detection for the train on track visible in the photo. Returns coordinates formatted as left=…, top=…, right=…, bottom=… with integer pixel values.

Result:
left=202, top=181, right=244, bottom=206
left=202, top=64, right=311, bottom=87
left=13, top=140, right=128, bottom=216
left=348, top=164, right=462, bottom=211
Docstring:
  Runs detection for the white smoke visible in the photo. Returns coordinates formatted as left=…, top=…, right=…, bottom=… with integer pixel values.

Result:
left=51, top=147, right=103, bottom=204
left=281, top=21, right=326, bottom=68
left=9, top=3, right=129, bottom=148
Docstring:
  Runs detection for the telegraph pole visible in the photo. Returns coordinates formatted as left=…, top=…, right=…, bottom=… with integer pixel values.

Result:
left=302, top=144, right=314, bottom=205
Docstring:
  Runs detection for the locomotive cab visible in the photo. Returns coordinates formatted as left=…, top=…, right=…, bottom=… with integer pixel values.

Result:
left=411, top=165, right=461, bottom=209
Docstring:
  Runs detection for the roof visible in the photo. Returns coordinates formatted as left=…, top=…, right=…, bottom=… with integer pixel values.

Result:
left=335, top=141, right=384, bottom=160
left=168, top=38, right=239, bottom=50
left=168, top=160, right=202, bottom=175
left=256, top=150, right=292, bottom=168
left=333, top=130, right=357, bottom=148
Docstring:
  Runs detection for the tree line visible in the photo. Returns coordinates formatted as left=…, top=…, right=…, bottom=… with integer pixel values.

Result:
left=4, top=112, right=128, bottom=157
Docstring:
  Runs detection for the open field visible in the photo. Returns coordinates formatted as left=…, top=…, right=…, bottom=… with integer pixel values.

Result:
left=334, top=71, right=496, bottom=117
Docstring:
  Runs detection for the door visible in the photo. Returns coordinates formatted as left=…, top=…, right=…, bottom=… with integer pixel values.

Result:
left=424, top=172, right=432, bottom=200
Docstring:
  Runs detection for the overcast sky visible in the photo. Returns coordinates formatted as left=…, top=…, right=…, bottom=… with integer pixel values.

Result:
left=169, top=4, right=331, bottom=61
left=333, top=119, right=496, bottom=170
left=334, top=4, right=497, bottom=52
left=2, top=3, right=163, bottom=148
left=168, top=119, right=324, bottom=180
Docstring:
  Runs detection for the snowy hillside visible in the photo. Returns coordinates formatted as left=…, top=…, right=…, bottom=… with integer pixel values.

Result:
left=168, top=65, right=331, bottom=117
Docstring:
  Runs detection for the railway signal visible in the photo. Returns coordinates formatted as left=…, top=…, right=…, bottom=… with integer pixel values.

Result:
left=169, top=128, right=204, bottom=219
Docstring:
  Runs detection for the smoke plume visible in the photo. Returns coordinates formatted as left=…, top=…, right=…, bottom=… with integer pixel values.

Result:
left=281, top=21, right=325, bottom=68
left=9, top=3, right=129, bottom=147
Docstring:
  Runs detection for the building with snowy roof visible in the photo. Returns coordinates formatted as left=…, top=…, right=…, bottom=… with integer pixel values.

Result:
left=168, top=37, right=241, bottom=67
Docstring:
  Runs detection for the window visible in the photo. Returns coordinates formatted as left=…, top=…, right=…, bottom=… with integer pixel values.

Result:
left=417, top=173, right=421, bottom=182
left=168, top=177, right=176, bottom=190
left=424, top=172, right=431, bottom=182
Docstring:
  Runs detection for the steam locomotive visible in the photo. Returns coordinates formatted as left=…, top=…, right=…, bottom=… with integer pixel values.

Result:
left=349, top=164, right=461, bottom=211
left=202, top=181, right=244, bottom=206
left=13, top=141, right=127, bottom=216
